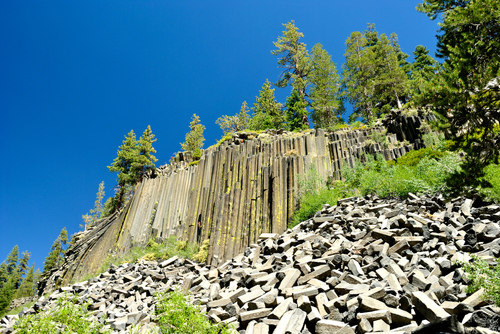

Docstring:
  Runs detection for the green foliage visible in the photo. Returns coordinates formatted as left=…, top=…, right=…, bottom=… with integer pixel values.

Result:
left=107, top=126, right=158, bottom=213
left=479, top=164, right=500, bottom=203
left=417, top=0, right=500, bottom=184
left=285, top=89, right=308, bottom=131
left=290, top=184, right=354, bottom=228
left=272, top=20, right=310, bottom=129
left=15, top=264, right=36, bottom=298
left=192, top=240, right=210, bottom=263
left=181, top=114, right=205, bottom=160
left=342, top=151, right=461, bottom=198
left=0, top=246, right=32, bottom=316
left=108, top=130, right=139, bottom=188
left=43, top=228, right=68, bottom=273
left=342, top=24, right=409, bottom=122
left=211, top=133, right=233, bottom=149
left=408, top=45, right=441, bottom=104
left=290, top=165, right=355, bottom=228
left=395, top=147, right=445, bottom=167
left=249, top=79, right=286, bottom=130
left=373, top=33, right=408, bottom=110
left=155, top=290, right=234, bottom=334
left=461, top=255, right=500, bottom=306
left=368, top=129, right=390, bottom=149
left=106, top=236, right=200, bottom=269
left=6, top=300, right=36, bottom=316
left=296, top=165, right=324, bottom=203
left=102, top=195, right=118, bottom=218
left=0, top=276, right=17, bottom=317
left=309, top=43, right=344, bottom=129
left=216, top=101, right=250, bottom=135
left=134, top=125, right=158, bottom=181
left=13, top=294, right=111, bottom=334
left=82, top=181, right=105, bottom=228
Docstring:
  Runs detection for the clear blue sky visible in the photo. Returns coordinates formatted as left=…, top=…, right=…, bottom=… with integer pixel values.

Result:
left=0, top=1, right=440, bottom=272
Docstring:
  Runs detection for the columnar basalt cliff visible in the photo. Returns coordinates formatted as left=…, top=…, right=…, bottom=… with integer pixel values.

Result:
left=40, top=112, right=436, bottom=292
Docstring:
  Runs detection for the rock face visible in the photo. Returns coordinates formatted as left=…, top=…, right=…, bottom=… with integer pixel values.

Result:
left=42, top=112, right=435, bottom=289
left=7, top=194, right=500, bottom=334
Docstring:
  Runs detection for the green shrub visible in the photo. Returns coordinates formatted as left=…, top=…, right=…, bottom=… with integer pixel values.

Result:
left=461, top=255, right=500, bottom=306
left=395, top=147, right=445, bottom=167
left=192, top=240, right=210, bottom=263
left=155, top=290, right=234, bottom=334
left=296, top=164, right=324, bottom=202
left=290, top=183, right=354, bottom=228
left=480, top=164, right=500, bottom=203
left=91, top=236, right=201, bottom=280
left=342, top=152, right=461, bottom=198
left=14, top=294, right=111, bottom=334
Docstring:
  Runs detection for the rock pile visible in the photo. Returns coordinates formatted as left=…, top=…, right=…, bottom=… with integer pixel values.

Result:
left=3, top=194, right=500, bottom=334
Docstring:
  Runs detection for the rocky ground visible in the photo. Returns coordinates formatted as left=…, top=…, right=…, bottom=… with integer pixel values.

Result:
left=2, top=194, right=500, bottom=333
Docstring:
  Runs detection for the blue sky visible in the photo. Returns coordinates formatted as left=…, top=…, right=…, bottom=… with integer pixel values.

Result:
left=0, top=1, right=440, bottom=272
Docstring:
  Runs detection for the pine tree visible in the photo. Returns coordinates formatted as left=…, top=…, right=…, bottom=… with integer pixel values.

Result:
left=309, top=43, right=344, bottom=129
left=342, top=28, right=378, bottom=122
left=417, top=0, right=500, bottom=183
left=342, top=24, right=409, bottom=122
left=0, top=275, right=16, bottom=315
left=272, top=21, right=311, bottom=128
left=216, top=101, right=250, bottom=135
left=0, top=263, right=6, bottom=289
left=16, top=251, right=30, bottom=288
left=82, top=181, right=105, bottom=228
left=181, top=114, right=205, bottom=160
left=0, top=246, right=30, bottom=315
left=373, top=33, right=409, bottom=110
left=285, top=89, right=308, bottom=131
left=133, top=125, right=158, bottom=181
left=14, top=264, right=35, bottom=298
left=43, top=228, right=68, bottom=273
left=108, top=130, right=139, bottom=210
left=408, top=45, right=441, bottom=105
left=0, top=246, right=19, bottom=291
left=249, top=79, right=286, bottom=130
left=4, top=246, right=19, bottom=278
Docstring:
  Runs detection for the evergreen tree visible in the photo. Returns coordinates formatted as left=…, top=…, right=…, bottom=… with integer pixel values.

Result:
left=309, top=43, right=344, bottom=129
left=408, top=45, right=441, bottom=104
left=342, top=24, right=409, bottom=122
left=0, top=246, right=30, bottom=315
left=342, top=27, right=378, bottom=122
left=3, top=246, right=18, bottom=281
left=285, top=89, right=308, bottom=131
left=373, top=33, right=409, bottom=110
left=0, top=263, right=6, bottom=289
left=417, top=0, right=500, bottom=183
left=216, top=101, right=250, bottom=135
left=133, top=125, right=158, bottom=181
left=43, top=228, right=68, bottom=273
left=0, top=275, right=16, bottom=315
left=14, top=264, right=35, bottom=298
left=272, top=21, right=311, bottom=128
left=181, top=114, right=205, bottom=160
left=249, top=79, right=286, bottom=130
left=82, top=181, right=105, bottom=227
left=108, top=130, right=139, bottom=211
left=16, top=251, right=30, bottom=288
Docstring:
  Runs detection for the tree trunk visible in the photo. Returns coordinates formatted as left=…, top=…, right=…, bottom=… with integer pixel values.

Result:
left=395, top=91, right=402, bottom=109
